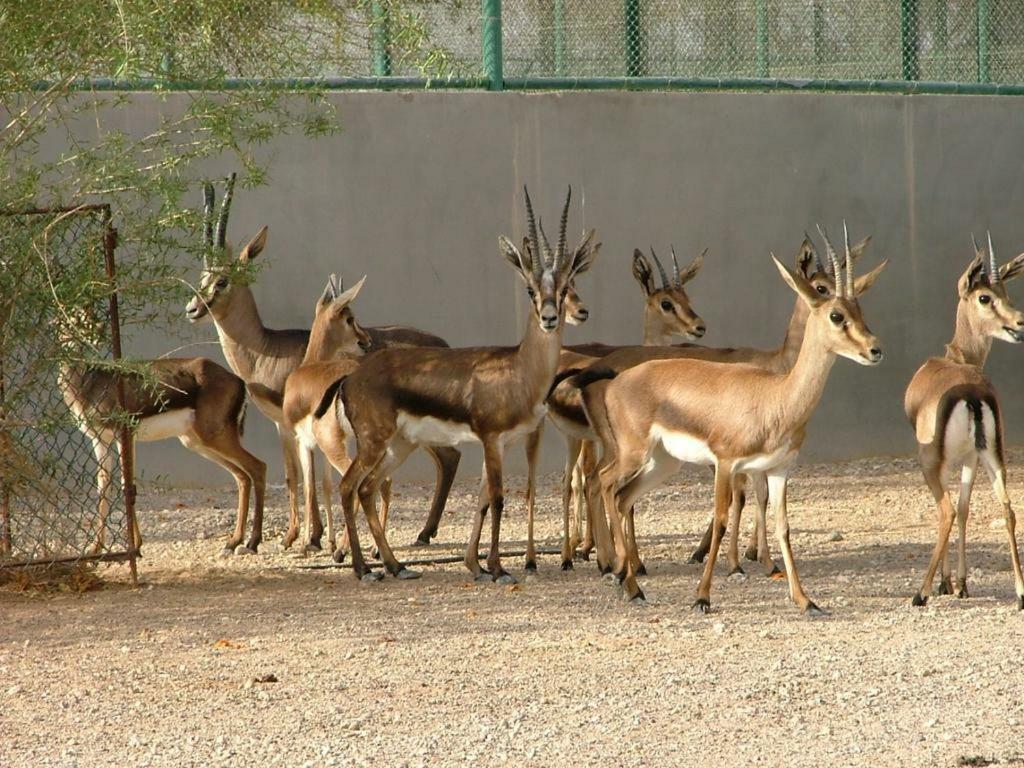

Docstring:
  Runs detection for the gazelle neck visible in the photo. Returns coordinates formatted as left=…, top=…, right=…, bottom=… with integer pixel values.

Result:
left=772, top=315, right=837, bottom=431
left=210, top=286, right=272, bottom=377
left=945, top=304, right=992, bottom=368
left=516, top=308, right=565, bottom=405
left=777, top=297, right=810, bottom=367
left=302, top=316, right=334, bottom=365
left=641, top=304, right=669, bottom=346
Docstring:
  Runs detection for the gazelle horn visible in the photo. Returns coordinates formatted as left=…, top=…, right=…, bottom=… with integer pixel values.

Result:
left=988, top=230, right=1000, bottom=285
left=215, top=172, right=237, bottom=249
left=555, top=186, right=571, bottom=271
left=649, top=247, right=670, bottom=288
left=670, top=246, right=682, bottom=288
left=843, top=220, right=853, bottom=297
left=523, top=185, right=542, bottom=279
left=816, top=224, right=843, bottom=296
left=807, top=231, right=826, bottom=275
left=202, top=182, right=215, bottom=265
left=538, top=218, right=554, bottom=267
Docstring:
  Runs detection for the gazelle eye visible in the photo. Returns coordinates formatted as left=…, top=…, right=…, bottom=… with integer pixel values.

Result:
left=829, top=310, right=844, bottom=325
left=660, top=300, right=673, bottom=312
left=215, top=278, right=228, bottom=289
left=979, top=294, right=992, bottom=305
left=816, top=284, right=828, bottom=295
left=527, top=288, right=535, bottom=298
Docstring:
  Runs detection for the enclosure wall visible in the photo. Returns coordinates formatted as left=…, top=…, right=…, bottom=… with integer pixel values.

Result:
left=96, top=90, right=1024, bottom=485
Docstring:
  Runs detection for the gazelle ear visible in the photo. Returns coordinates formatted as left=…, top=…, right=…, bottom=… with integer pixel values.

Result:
left=317, top=275, right=336, bottom=311
left=500, top=236, right=531, bottom=284
left=335, top=274, right=366, bottom=307
left=796, top=238, right=815, bottom=278
left=238, top=225, right=268, bottom=263
left=569, top=230, right=599, bottom=279
left=631, top=249, right=656, bottom=296
left=853, top=259, right=888, bottom=297
left=678, top=248, right=707, bottom=285
left=1000, top=252, right=1024, bottom=283
left=849, top=235, right=871, bottom=262
left=772, top=254, right=821, bottom=308
left=958, top=254, right=987, bottom=297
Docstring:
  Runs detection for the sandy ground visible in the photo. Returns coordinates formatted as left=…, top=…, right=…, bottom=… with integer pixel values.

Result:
left=3, top=452, right=1024, bottom=768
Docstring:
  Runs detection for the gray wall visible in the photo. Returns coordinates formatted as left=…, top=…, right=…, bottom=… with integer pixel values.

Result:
left=107, top=91, right=1024, bottom=486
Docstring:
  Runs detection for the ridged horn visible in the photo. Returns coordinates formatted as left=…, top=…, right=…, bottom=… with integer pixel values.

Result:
left=843, top=220, right=853, bottom=297
left=816, top=224, right=843, bottom=296
left=988, top=230, right=1000, bottom=285
left=649, top=246, right=670, bottom=288
left=523, top=185, right=542, bottom=278
left=215, top=172, right=237, bottom=249
left=555, top=186, right=571, bottom=271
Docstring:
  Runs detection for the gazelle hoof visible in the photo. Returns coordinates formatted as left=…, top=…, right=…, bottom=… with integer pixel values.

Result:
left=955, top=584, right=969, bottom=599
left=602, top=571, right=619, bottom=584
left=304, top=543, right=323, bottom=554
left=911, top=593, right=928, bottom=607
left=494, top=573, right=517, bottom=585
left=560, top=559, right=573, bottom=571
left=744, top=547, right=759, bottom=562
left=360, top=571, right=384, bottom=583
left=629, top=591, right=647, bottom=607
left=728, top=566, right=746, bottom=580
left=636, top=563, right=648, bottom=576
left=576, top=549, right=591, bottom=562
left=692, top=598, right=712, bottom=614
left=804, top=602, right=827, bottom=617
left=332, top=549, right=347, bottom=564
left=396, top=568, right=421, bottom=581
left=687, top=551, right=707, bottom=565
left=474, top=572, right=492, bottom=583
left=219, top=547, right=235, bottom=559
left=937, top=579, right=954, bottom=596
left=235, top=546, right=257, bottom=556
left=524, top=560, right=537, bottom=573
left=412, top=536, right=432, bottom=547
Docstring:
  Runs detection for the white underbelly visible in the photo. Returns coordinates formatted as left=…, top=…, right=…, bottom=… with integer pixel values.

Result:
left=548, top=409, right=593, bottom=441
left=734, top=444, right=797, bottom=473
left=136, top=409, right=195, bottom=442
left=397, top=412, right=478, bottom=447
left=652, top=427, right=716, bottom=466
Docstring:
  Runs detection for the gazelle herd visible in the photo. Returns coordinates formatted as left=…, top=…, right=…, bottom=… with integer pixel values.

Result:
left=61, top=181, right=1024, bottom=613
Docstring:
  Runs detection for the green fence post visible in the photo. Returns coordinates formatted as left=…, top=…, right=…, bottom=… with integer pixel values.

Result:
left=624, top=0, right=643, bottom=77
left=900, top=0, right=920, bottom=81
left=482, top=0, right=503, bottom=90
left=755, top=0, right=769, bottom=78
left=554, top=0, right=566, bottom=77
left=977, top=0, right=991, bottom=83
left=812, top=1, right=824, bottom=70
left=371, top=1, right=392, bottom=77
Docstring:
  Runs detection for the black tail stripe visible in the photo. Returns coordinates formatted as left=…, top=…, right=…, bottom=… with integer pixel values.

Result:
left=314, top=376, right=347, bottom=420
left=966, top=398, right=987, bottom=451
left=571, top=366, right=618, bottom=390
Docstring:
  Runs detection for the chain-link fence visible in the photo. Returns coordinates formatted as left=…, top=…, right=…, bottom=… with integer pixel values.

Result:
left=0, top=206, right=137, bottom=576
left=78, top=1, right=1024, bottom=91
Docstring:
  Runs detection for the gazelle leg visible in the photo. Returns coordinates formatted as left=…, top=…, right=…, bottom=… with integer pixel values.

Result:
left=464, top=460, right=491, bottom=579
left=337, top=449, right=375, bottom=579
left=688, top=466, right=719, bottom=564
left=583, top=446, right=614, bottom=573
left=694, top=465, right=732, bottom=612
left=297, top=444, right=324, bottom=553
left=560, top=437, right=584, bottom=569
left=726, top=474, right=747, bottom=575
left=978, top=450, right=1024, bottom=609
left=320, top=453, right=336, bottom=551
left=951, top=458, right=977, bottom=598
left=749, top=471, right=778, bottom=574
left=597, top=458, right=638, bottom=598
left=357, top=439, right=417, bottom=578
left=767, top=467, right=820, bottom=614
left=279, top=427, right=304, bottom=550
left=577, top=440, right=598, bottom=560
left=90, top=433, right=116, bottom=554
left=913, top=460, right=955, bottom=607
left=414, top=446, right=461, bottom=545
left=482, top=439, right=514, bottom=584
left=524, top=424, right=542, bottom=572
left=371, top=478, right=392, bottom=560
left=624, top=506, right=646, bottom=576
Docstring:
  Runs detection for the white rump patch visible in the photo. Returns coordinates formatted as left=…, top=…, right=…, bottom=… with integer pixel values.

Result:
left=397, top=412, right=477, bottom=447
left=136, top=409, right=195, bottom=442
left=943, top=401, right=997, bottom=466
left=294, top=415, right=317, bottom=452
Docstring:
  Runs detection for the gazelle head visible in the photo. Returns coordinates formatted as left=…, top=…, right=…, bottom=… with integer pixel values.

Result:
left=523, top=237, right=589, bottom=326
left=632, top=246, right=706, bottom=340
left=956, top=233, right=1024, bottom=344
left=797, top=232, right=872, bottom=299
left=499, top=186, right=600, bottom=333
left=773, top=222, right=887, bottom=366
left=185, top=174, right=266, bottom=324
left=309, top=274, right=372, bottom=356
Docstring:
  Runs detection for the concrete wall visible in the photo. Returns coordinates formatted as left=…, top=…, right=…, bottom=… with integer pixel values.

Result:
left=105, top=91, right=1024, bottom=486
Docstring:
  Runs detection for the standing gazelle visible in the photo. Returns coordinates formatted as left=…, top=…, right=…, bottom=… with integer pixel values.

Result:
left=582, top=224, right=884, bottom=610
left=185, top=176, right=458, bottom=552
left=328, top=187, right=598, bottom=583
left=905, top=236, right=1024, bottom=609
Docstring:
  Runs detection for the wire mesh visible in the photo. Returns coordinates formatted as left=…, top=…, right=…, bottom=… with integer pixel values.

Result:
left=0, top=207, right=135, bottom=570
left=501, top=0, right=1024, bottom=85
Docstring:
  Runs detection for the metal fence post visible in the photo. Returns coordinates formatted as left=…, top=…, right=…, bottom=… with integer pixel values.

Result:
left=812, top=1, right=824, bottom=68
left=624, top=0, right=643, bottom=77
left=371, top=1, right=392, bottom=77
left=553, top=0, right=566, bottom=77
left=977, top=0, right=991, bottom=84
left=482, top=0, right=503, bottom=90
left=900, top=0, right=920, bottom=81
left=756, top=0, right=769, bottom=78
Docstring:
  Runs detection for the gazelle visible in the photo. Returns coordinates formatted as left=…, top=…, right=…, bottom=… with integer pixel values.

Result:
left=184, top=176, right=458, bottom=552
left=905, top=236, right=1024, bottom=609
left=581, top=225, right=884, bottom=611
left=58, top=314, right=266, bottom=555
left=531, top=246, right=708, bottom=571
left=326, top=186, right=598, bottom=583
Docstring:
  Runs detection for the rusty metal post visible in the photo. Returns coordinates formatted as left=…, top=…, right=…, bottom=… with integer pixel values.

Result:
left=1, top=349, right=10, bottom=557
left=101, top=208, right=138, bottom=584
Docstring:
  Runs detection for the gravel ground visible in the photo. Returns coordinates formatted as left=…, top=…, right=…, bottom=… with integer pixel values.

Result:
left=3, top=452, right=1024, bottom=768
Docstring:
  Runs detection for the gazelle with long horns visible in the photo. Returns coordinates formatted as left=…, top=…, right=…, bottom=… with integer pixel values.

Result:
left=325, top=186, right=598, bottom=583
left=185, top=175, right=459, bottom=552
left=905, top=235, right=1024, bottom=609
left=581, top=224, right=884, bottom=610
